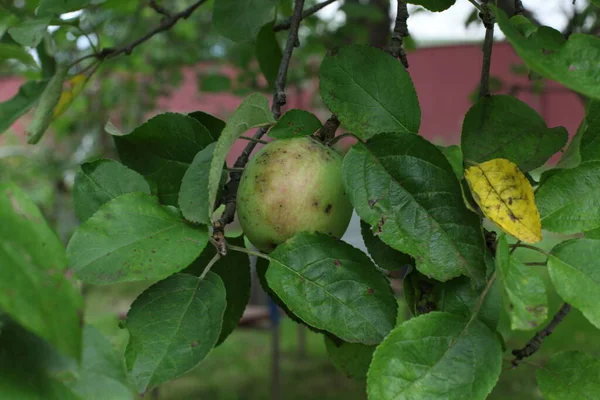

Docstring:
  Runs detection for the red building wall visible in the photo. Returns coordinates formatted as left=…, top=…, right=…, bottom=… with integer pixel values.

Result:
left=0, top=42, right=584, bottom=165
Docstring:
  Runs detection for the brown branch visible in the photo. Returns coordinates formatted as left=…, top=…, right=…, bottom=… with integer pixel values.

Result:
left=388, top=0, right=409, bottom=68
left=478, top=1, right=495, bottom=99
left=316, top=114, right=340, bottom=143
left=273, top=0, right=338, bottom=32
left=514, top=0, right=525, bottom=15
left=149, top=0, right=172, bottom=18
left=212, top=0, right=307, bottom=254
left=512, top=303, right=572, bottom=367
left=74, top=0, right=207, bottom=65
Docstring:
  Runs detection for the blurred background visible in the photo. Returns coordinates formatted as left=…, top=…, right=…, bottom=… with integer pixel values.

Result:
left=1, top=0, right=599, bottom=399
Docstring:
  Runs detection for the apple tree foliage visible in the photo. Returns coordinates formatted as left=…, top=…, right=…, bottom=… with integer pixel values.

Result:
left=1, top=0, right=600, bottom=399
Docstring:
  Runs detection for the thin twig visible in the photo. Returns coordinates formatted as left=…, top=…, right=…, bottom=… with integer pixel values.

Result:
left=273, top=0, right=338, bottom=32
left=72, top=0, right=207, bottom=67
left=478, top=1, right=495, bottom=99
left=524, top=261, right=547, bottom=266
left=199, top=253, right=221, bottom=280
left=514, top=0, right=525, bottom=15
left=512, top=303, right=572, bottom=367
left=511, top=243, right=550, bottom=257
left=509, top=240, right=521, bottom=255
left=467, top=0, right=483, bottom=12
left=466, top=271, right=497, bottom=327
left=227, top=244, right=271, bottom=260
left=326, top=132, right=356, bottom=147
left=149, top=0, right=172, bottom=18
left=240, top=136, right=269, bottom=144
left=212, top=0, right=307, bottom=254
left=387, top=0, right=409, bottom=68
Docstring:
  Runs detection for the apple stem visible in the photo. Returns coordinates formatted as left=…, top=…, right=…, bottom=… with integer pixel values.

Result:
left=227, top=244, right=272, bottom=261
left=199, top=253, right=221, bottom=280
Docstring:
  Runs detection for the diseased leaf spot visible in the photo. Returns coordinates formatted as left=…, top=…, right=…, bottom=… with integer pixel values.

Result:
left=191, top=340, right=199, bottom=348
left=334, top=259, right=341, bottom=267
left=367, top=288, right=374, bottom=295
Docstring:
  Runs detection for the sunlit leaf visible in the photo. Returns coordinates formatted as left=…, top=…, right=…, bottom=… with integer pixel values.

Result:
left=465, top=158, right=542, bottom=243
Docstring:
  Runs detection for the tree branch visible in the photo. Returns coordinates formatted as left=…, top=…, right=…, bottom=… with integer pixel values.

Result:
left=149, top=0, right=172, bottom=18
left=74, top=0, right=207, bottom=65
left=273, top=0, right=338, bottom=32
left=212, top=0, right=307, bottom=254
left=388, top=0, right=409, bottom=68
left=512, top=303, right=572, bottom=367
left=478, top=1, right=495, bottom=99
left=316, top=114, right=340, bottom=143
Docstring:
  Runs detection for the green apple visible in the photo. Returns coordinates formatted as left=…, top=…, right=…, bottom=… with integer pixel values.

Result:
left=236, top=136, right=353, bottom=252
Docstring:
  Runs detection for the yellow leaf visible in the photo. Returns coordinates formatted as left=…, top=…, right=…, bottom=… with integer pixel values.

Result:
left=465, top=158, right=542, bottom=244
left=53, top=74, right=89, bottom=118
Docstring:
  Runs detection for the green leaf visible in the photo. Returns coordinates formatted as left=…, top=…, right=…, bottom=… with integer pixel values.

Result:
left=125, top=273, right=226, bottom=393
left=558, top=99, right=600, bottom=168
left=438, top=144, right=464, bottom=179
left=8, top=18, right=52, bottom=47
left=183, top=236, right=251, bottom=345
left=493, top=6, right=600, bottom=99
left=68, top=326, right=135, bottom=400
left=37, top=40, right=56, bottom=79
left=461, top=95, right=568, bottom=171
left=0, top=80, right=47, bottom=134
left=25, top=63, right=68, bottom=144
left=67, top=193, right=208, bottom=284
left=319, top=45, right=420, bottom=139
left=548, top=238, right=600, bottom=329
left=433, top=275, right=501, bottom=332
left=206, top=93, right=274, bottom=222
left=536, top=351, right=600, bottom=400
left=324, top=337, right=375, bottom=380
left=212, top=0, right=278, bottom=43
left=266, top=232, right=398, bottom=345
left=187, top=111, right=225, bottom=140
left=0, top=322, right=133, bottom=400
left=360, top=220, right=413, bottom=271
left=585, top=227, right=600, bottom=239
left=407, top=0, right=456, bottom=12
left=267, top=109, right=323, bottom=139
left=495, top=233, right=548, bottom=330
left=179, top=143, right=218, bottom=225
left=256, top=22, right=282, bottom=89
left=0, top=43, right=38, bottom=67
left=367, top=312, right=502, bottom=400
left=113, top=112, right=214, bottom=206
left=73, top=159, right=151, bottom=222
left=536, top=161, right=600, bottom=234
left=0, top=182, right=83, bottom=360
left=199, top=73, right=231, bottom=92
left=343, top=133, right=486, bottom=283
left=37, top=0, right=89, bottom=16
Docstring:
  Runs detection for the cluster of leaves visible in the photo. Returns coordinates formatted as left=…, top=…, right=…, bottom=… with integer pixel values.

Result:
left=2, top=1, right=600, bottom=399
